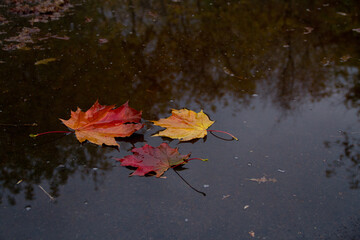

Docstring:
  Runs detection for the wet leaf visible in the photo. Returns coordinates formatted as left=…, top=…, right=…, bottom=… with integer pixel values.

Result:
left=340, top=55, right=351, bottom=62
left=35, top=58, right=57, bottom=65
left=222, top=195, right=231, bottom=200
left=336, top=12, right=347, bottom=16
left=99, top=38, right=108, bottom=44
left=2, top=42, right=27, bottom=51
left=51, top=35, right=70, bottom=40
left=9, top=0, right=73, bottom=23
left=60, top=100, right=143, bottom=147
left=248, top=176, right=277, bottom=184
left=304, top=27, right=314, bottom=34
left=0, top=15, right=9, bottom=25
left=4, top=27, right=40, bottom=43
left=152, top=109, right=214, bottom=141
left=117, top=143, right=191, bottom=177
left=85, top=17, right=93, bottom=23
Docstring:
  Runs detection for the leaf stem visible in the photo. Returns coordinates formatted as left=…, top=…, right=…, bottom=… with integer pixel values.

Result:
left=171, top=158, right=208, bottom=169
left=207, top=129, right=238, bottom=141
left=30, top=130, right=72, bottom=138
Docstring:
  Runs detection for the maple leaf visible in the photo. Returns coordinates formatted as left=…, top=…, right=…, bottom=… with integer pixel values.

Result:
left=117, top=143, right=191, bottom=177
left=60, top=100, right=143, bottom=147
left=152, top=109, right=215, bottom=141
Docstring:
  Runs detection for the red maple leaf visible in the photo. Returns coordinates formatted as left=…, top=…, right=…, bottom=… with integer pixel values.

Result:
left=60, top=100, right=143, bottom=147
left=117, top=143, right=191, bottom=177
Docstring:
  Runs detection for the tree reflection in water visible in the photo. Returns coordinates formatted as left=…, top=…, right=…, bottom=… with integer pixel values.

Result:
left=1, top=0, right=360, bottom=204
left=325, top=75, right=360, bottom=189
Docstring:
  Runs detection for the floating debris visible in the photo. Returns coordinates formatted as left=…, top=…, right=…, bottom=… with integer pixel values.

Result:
left=248, top=176, right=277, bottom=184
left=340, top=55, right=351, bottom=62
left=99, top=38, right=108, bottom=44
left=8, top=0, right=74, bottom=23
left=35, top=58, right=57, bottom=65
left=5, top=27, right=40, bottom=43
left=304, top=27, right=314, bottom=34
left=321, top=57, right=332, bottom=66
left=38, top=34, right=70, bottom=41
left=336, top=12, right=347, bottom=16
left=223, top=66, right=243, bottom=79
left=222, top=195, right=230, bottom=200
left=38, top=185, right=56, bottom=201
left=0, top=15, right=9, bottom=25
left=24, top=205, right=32, bottom=211
left=3, top=27, right=40, bottom=51
left=85, top=17, right=93, bottom=23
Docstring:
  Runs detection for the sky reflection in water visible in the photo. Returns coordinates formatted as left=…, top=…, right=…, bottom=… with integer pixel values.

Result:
left=1, top=0, right=360, bottom=239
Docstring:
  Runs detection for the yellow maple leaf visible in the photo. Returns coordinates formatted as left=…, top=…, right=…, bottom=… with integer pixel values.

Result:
left=152, top=109, right=215, bottom=141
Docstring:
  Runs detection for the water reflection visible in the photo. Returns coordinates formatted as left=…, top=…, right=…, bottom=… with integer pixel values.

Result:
left=0, top=129, right=117, bottom=205
left=1, top=0, right=360, bottom=203
left=325, top=74, right=360, bottom=189
left=325, top=131, right=360, bottom=189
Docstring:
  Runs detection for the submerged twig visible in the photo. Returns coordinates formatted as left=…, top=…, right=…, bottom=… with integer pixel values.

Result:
left=38, top=185, right=56, bottom=201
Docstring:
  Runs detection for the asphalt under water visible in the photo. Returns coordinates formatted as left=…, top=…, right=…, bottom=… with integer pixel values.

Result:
left=1, top=0, right=360, bottom=239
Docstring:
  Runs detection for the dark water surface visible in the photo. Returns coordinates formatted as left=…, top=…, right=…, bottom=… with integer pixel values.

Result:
left=1, top=0, right=360, bottom=239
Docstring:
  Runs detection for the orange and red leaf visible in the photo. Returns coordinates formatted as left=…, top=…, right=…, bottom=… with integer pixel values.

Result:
left=60, top=100, right=143, bottom=147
